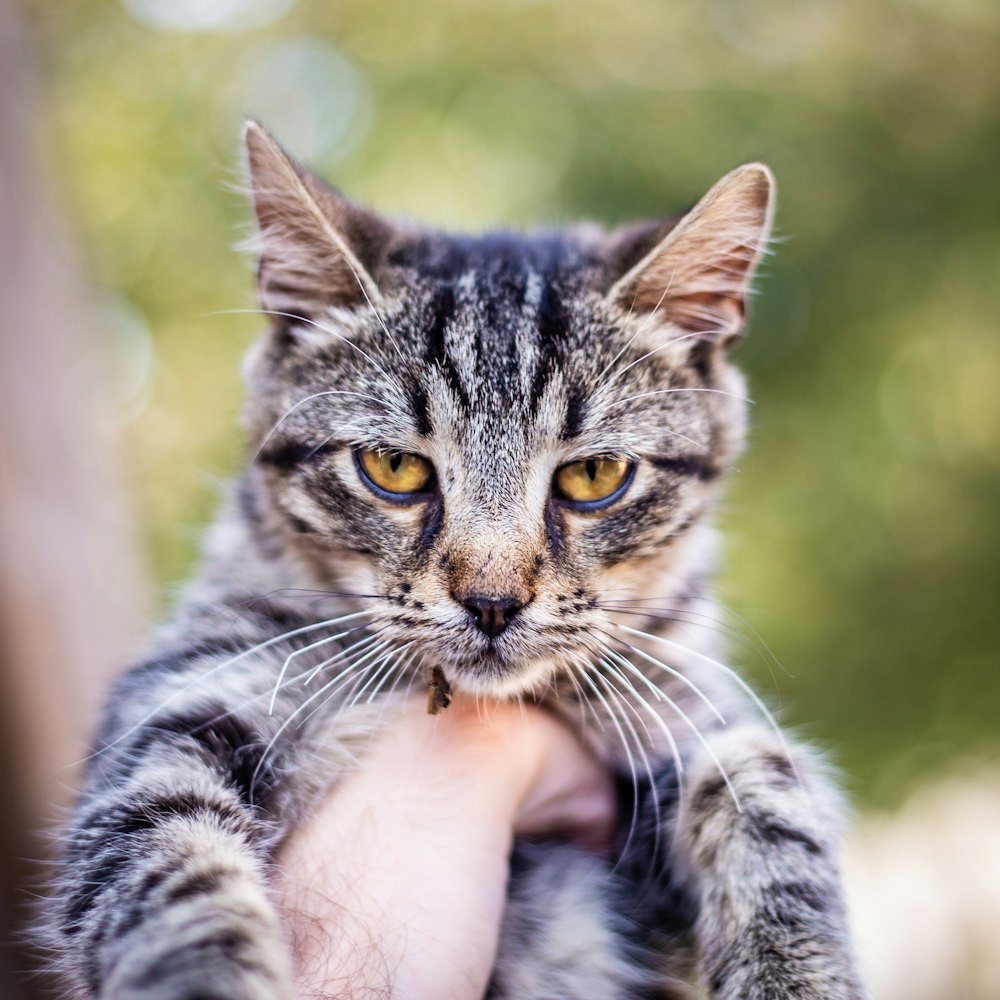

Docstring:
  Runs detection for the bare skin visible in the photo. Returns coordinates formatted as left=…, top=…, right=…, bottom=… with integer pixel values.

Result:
left=277, top=695, right=616, bottom=1000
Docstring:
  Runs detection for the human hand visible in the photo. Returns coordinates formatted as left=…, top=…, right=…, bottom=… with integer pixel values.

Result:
left=277, top=694, right=615, bottom=1000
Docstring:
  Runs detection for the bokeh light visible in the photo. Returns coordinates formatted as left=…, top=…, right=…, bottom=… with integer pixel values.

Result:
left=122, top=0, right=296, bottom=33
left=227, top=38, right=372, bottom=163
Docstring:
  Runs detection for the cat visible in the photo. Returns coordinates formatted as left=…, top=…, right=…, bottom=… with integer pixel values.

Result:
left=44, top=121, right=866, bottom=1000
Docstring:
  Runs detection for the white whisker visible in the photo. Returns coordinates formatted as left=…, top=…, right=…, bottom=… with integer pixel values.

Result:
left=349, top=643, right=415, bottom=708
left=252, top=641, right=405, bottom=798
left=592, top=643, right=684, bottom=788
left=598, top=265, right=682, bottom=385
left=615, top=387, right=754, bottom=406
left=305, top=638, right=393, bottom=690
left=604, top=329, right=712, bottom=388
left=589, top=665, right=654, bottom=857
left=571, top=656, right=642, bottom=861
left=592, top=658, right=655, bottom=747
left=252, top=389, right=385, bottom=462
left=597, top=641, right=741, bottom=813
left=371, top=647, right=417, bottom=705
left=268, top=623, right=372, bottom=713
left=82, top=610, right=373, bottom=765
left=615, top=623, right=797, bottom=779
left=302, top=629, right=387, bottom=685
left=561, top=664, right=595, bottom=733
left=598, top=595, right=787, bottom=682
left=698, top=595, right=792, bottom=680
left=206, top=308, right=399, bottom=387
left=328, top=251, right=405, bottom=361
left=599, top=628, right=726, bottom=725
left=591, top=656, right=668, bottom=862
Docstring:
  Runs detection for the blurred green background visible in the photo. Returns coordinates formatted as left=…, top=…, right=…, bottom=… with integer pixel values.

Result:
left=27, top=0, right=1000, bottom=808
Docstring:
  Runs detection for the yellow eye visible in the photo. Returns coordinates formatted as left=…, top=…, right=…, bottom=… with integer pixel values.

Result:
left=359, top=449, right=434, bottom=496
left=554, top=457, right=632, bottom=505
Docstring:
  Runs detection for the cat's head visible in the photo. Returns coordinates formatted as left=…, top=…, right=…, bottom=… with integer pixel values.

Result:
left=240, top=122, right=774, bottom=697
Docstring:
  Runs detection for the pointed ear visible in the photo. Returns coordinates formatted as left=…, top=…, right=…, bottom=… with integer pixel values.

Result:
left=242, top=120, right=392, bottom=318
left=606, top=163, right=775, bottom=345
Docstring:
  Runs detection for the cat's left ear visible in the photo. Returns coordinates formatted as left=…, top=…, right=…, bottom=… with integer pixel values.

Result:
left=242, top=120, right=392, bottom=318
left=605, top=163, right=775, bottom=346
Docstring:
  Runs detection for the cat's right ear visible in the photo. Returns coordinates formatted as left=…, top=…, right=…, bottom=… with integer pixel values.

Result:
left=242, top=121, right=391, bottom=319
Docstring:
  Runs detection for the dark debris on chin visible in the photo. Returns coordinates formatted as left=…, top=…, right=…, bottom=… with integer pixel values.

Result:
left=426, top=664, right=452, bottom=715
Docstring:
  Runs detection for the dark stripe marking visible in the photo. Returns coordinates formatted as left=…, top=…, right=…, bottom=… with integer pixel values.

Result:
left=561, top=387, right=586, bottom=440
left=528, top=352, right=556, bottom=415
left=169, top=710, right=276, bottom=812
left=416, top=495, right=444, bottom=555
left=86, top=791, right=248, bottom=839
left=749, top=814, right=824, bottom=856
left=257, top=440, right=337, bottom=471
left=124, top=706, right=280, bottom=817
left=424, top=284, right=470, bottom=411
left=648, top=453, right=721, bottom=481
left=544, top=500, right=566, bottom=557
left=63, top=846, right=132, bottom=934
left=409, top=382, right=432, bottom=437
left=122, top=637, right=249, bottom=685
left=536, top=277, right=571, bottom=344
left=164, top=869, right=226, bottom=905
left=127, top=928, right=257, bottom=991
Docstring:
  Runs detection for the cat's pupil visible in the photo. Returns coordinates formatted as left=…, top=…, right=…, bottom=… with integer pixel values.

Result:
left=390, top=453, right=403, bottom=473
left=586, top=459, right=597, bottom=481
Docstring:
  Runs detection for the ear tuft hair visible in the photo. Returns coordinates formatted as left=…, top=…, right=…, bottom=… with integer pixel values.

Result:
left=606, top=163, right=776, bottom=345
left=242, top=120, right=391, bottom=317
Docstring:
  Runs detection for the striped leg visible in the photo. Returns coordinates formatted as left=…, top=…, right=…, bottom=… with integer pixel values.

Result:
left=54, top=707, right=295, bottom=1000
left=489, top=841, right=667, bottom=1000
left=677, top=725, right=867, bottom=999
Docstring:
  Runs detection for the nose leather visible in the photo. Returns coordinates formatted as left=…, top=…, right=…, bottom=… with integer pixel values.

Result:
left=461, top=596, right=522, bottom=639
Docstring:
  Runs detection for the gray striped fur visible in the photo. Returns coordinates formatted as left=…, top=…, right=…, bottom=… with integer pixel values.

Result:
left=42, top=123, right=866, bottom=999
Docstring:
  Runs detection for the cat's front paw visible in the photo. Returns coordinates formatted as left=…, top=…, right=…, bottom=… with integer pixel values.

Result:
left=100, top=912, right=294, bottom=1000
left=105, top=965, right=291, bottom=1000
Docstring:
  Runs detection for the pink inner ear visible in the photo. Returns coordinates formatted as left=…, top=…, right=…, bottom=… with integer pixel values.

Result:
left=625, top=233, right=763, bottom=339
left=628, top=257, right=752, bottom=338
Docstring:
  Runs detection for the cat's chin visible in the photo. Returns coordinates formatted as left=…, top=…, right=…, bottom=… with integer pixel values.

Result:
left=439, top=650, right=560, bottom=700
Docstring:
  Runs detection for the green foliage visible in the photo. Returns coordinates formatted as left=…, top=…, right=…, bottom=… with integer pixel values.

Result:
left=32, top=0, right=1000, bottom=804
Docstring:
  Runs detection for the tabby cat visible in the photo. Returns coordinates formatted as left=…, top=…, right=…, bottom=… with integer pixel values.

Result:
left=46, top=122, right=866, bottom=999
